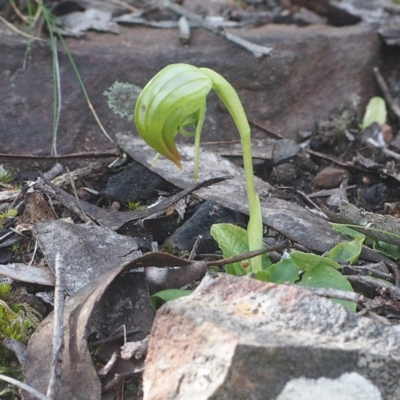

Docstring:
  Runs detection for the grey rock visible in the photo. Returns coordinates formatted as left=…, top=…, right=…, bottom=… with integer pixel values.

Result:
left=165, top=200, right=247, bottom=251
left=274, top=162, right=297, bottom=185
left=143, top=274, right=400, bottom=400
left=272, top=139, right=300, bottom=165
left=101, top=161, right=174, bottom=203
left=0, top=23, right=379, bottom=159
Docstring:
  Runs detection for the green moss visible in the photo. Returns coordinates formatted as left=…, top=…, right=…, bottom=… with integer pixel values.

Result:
left=0, top=171, right=15, bottom=184
left=0, top=208, right=18, bottom=228
left=126, top=200, right=145, bottom=211
left=0, top=284, right=43, bottom=399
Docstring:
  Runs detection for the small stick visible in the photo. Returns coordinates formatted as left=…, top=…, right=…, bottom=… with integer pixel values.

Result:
left=165, top=0, right=273, bottom=58
left=203, top=241, right=287, bottom=268
left=373, top=67, right=400, bottom=120
left=28, top=240, right=39, bottom=267
left=90, top=328, right=140, bottom=347
left=102, top=371, right=143, bottom=393
left=248, top=118, right=285, bottom=139
left=51, top=37, right=62, bottom=157
left=98, top=352, right=119, bottom=378
left=43, top=163, right=64, bottom=181
left=0, top=15, right=44, bottom=41
left=178, top=16, right=190, bottom=44
left=46, top=253, right=66, bottom=399
left=189, top=235, right=202, bottom=261
left=0, top=373, right=49, bottom=400
left=297, top=285, right=367, bottom=304
left=0, top=151, right=118, bottom=160
left=393, top=262, right=400, bottom=287
left=66, top=167, right=88, bottom=223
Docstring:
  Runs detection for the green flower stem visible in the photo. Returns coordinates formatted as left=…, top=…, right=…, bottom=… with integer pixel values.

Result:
left=201, top=68, right=263, bottom=272
left=135, top=64, right=263, bottom=272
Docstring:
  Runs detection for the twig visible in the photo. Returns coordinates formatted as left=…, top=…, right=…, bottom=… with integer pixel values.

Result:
left=393, top=262, right=400, bottom=287
left=297, top=285, right=367, bottom=304
left=43, top=163, right=64, bottom=181
left=204, top=241, right=288, bottom=268
left=382, top=147, right=400, bottom=162
left=66, top=167, right=88, bottom=223
left=98, top=352, right=119, bottom=378
left=109, top=0, right=139, bottom=13
left=50, top=162, right=104, bottom=187
left=358, top=310, right=392, bottom=326
left=373, top=67, right=400, bottom=121
left=102, top=371, right=143, bottom=393
left=164, top=0, right=273, bottom=58
left=46, top=253, right=66, bottom=399
left=0, top=373, right=49, bottom=400
left=347, top=275, right=400, bottom=301
left=51, top=37, right=62, bottom=157
left=308, top=185, right=357, bottom=198
left=178, top=16, right=190, bottom=44
left=0, top=15, right=44, bottom=41
left=9, top=0, right=30, bottom=23
left=248, top=118, right=285, bottom=139
left=0, top=151, right=118, bottom=159
left=343, top=264, right=395, bottom=283
left=28, top=240, right=39, bottom=267
left=90, top=327, right=140, bottom=347
left=189, top=235, right=202, bottom=261
left=296, top=190, right=324, bottom=212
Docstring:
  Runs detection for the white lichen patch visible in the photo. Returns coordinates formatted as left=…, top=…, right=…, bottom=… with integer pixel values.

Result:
left=103, top=81, right=142, bottom=121
left=276, top=372, right=381, bottom=400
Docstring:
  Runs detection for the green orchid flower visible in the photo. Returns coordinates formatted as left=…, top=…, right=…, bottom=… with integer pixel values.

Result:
left=134, top=63, right=263, bottom=272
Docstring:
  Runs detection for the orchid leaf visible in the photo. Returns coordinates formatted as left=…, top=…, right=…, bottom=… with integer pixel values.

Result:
left=331, top=223, right=366, bottom=239
left=290, top=251, right=342, bottom=272
left=326, top=237, right=364, bottom=265
left=150, top=289, right=193, bottom=311
left=210, top=223, right=271, bottom=275
left=298, top=265, right=356, bottom=312
left=210, top=223, right=251, bottom=275
left=255, top=258, right=299, bottom=284
left=373, top=241, right=400, bottom=260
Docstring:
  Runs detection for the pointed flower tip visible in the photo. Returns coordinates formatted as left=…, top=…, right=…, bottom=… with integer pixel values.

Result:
left=173, top=158, right=182, bottom=170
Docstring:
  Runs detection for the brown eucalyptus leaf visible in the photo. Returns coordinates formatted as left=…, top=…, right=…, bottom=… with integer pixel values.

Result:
left=23, top=252, right=192, bottom=400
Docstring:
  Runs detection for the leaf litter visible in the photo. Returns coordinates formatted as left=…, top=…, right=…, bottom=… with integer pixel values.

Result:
left=2, top=1, right=400, bottom=398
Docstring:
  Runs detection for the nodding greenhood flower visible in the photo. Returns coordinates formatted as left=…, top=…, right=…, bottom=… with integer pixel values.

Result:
left=134, top=63, right=264, bottom=272
left=135, top=64, right=211, bottom=174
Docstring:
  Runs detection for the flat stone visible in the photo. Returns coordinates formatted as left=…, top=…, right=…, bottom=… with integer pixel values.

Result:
left=101, top=161, right=175, bottom=203
left=0, top=22, right=379, bottom=159
left=143, top=274, right=400, bottom=400
left=274, top=162, right=298, bottom=185
left=164, top=199, right=247, bottom=251
left=272, top=139, right=300, bottom=165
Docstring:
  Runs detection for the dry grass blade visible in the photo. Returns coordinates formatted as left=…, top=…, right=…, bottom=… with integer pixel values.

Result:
left=0, top=15, right=44, bottom=41
left=57, top=34, right=114, bottom=143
